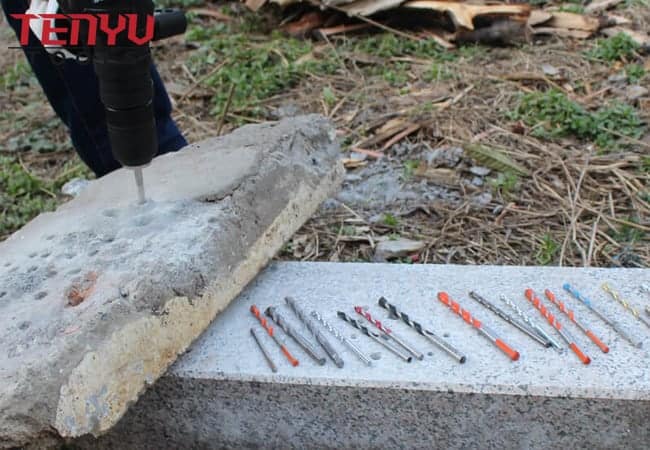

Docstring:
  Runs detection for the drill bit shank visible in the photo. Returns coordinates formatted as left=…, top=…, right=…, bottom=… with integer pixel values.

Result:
left=133, top=167, right=146, bottom=205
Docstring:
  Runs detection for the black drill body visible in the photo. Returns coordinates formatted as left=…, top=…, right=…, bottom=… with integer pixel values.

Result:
left=58, top=0, right=186, bottom=168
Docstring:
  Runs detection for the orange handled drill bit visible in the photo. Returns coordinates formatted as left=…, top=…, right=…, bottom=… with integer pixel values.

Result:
left=524, top=289, right=590, bottom=365
left=545, top=289, right=609, bottom=354
left=250, top=305, right=299, bottom=367
left=437, top=292, right=520, bottom=361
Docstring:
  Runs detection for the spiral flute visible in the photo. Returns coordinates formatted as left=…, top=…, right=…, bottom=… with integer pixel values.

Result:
left=601, top=284, right=650, bottom=330
left=265, top=306, right=326, bottom=365
left=499, top=295, right=561, bottom=350
left=524, top=289, right=590, bottom=365
left=563, top=283, right=642, bottom=348
left=469, top=291, right=551, bottom=348
left=337, top=311, right=412, bottom=362
left=354, top=306, right=424, bottom=360
left=285, top=297, right=344, bottom=368
left=377, top=297, right=466, bottom=363
left=544, top=290, right=609, bottom=353
left=437, top=292, right=520, bottom=361
left=310, top=310, right=372, bottom=366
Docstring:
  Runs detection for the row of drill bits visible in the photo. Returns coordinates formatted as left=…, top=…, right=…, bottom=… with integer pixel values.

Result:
left=249, top=282, right=648, bottom=371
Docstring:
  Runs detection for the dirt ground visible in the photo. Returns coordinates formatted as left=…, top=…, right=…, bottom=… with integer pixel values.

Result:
left=1, top=1, right=648, bottom=267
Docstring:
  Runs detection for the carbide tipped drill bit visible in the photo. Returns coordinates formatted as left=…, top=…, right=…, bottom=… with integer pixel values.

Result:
left=377, top=297, right=466, bottom=363
left=437, top=292, right=520, bottom=361
left=310, top=310, right=372, bottom=366
left=499, top=295, right=561, bottom=351
left=285, top=297, right=344, bottom=368
left=544, top=290, right=609, bottom=353
left=524, top=289, right=590, bottom=365
left=563, top=283, right=642, bottom=348
left=469, top=291, right=551, bottom=348
left=265, top=306, right=326, bottom=365
left=250, top=305, right=298, bottom=367
left=601, top=284, right=650, bottom=330
left=133, top=168, right=146, bottom=205
left=354, top=306, right=424, bottom=360
left=337, top=311, right=413, bottom=362
left=250, top=328, right=278, bottom=373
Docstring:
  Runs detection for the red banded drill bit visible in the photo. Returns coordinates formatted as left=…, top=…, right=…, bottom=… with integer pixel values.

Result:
left=437, top=292, right=520, bottom=361
left=354, top=306, right=424, bottom=360
left=544, top=289, right=609, bottom=354
left=250, top=305, right=299, bottom=367
left=524, top=289, right=590, bottom=365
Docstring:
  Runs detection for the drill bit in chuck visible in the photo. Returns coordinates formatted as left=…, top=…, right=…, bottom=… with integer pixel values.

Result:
left=133, top=167, right=146, bottom=205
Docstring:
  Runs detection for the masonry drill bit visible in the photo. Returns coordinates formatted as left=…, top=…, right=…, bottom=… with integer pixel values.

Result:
left=437, top=292, right=520, bottom=361
left=133, top=167, right=146, bottom=205
left=377, top=297, right=466, bottom=363
left=563, top=283, right=642, bottom=348
left=311, top=310, right=372, bottom=366
left=354, top=306, right=424, bottom=360
left=265, top=306, right=327, bottom=365
left=250, top=305, right=298, bottom=367
left=601, top=283, right=650, bottom=330
left=337, top=311, right=413, bottom=362
left=524, top=289, right=590, bottom=365
left=499, top=295, right=562, bottom=351
left=544, top=290, right=609, bottom=353
left=285, top=297, right=344, bottom=368
left=468, top=291, right=551, bottom=348
left=250, top=328, right=278, bottom=373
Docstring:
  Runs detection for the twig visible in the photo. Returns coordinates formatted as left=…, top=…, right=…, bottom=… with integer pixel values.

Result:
left=216, top=83, right=236, bottom=136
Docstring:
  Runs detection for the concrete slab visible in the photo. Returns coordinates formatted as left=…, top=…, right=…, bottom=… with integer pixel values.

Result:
left=86, top=262, right=650, bottom=449
left=0, top=116, right=344, bottom=448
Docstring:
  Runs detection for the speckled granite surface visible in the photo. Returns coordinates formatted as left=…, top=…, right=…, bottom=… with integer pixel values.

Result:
left=83, top=262, right=650, bottom=449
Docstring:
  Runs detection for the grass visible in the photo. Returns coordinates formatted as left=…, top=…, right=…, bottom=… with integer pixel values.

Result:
left=585, top=33, right=639, bottom=63
left=489, top=172, right=519, bottom=197
left=626, top=64, right=646, bottom=83
left=509, top=89, right=645, bottom=150
left=536, top=234, right=560, bottom=265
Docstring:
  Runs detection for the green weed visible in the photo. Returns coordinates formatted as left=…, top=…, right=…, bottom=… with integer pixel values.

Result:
left=402, top=160, right=420, bottom=179
left=536, top=234, right=560, bottom=265
left=585, top=33, right=639, bottom=63
left=0, top=60, right=34, bottom=91
left=509, top=90, right=645, bottom=150
left=489, top=172, right=519, bottom=196
left=626, top=64, right=646, bottom=83
left=383, top=213, right=400, bottom=227
left=609, top=218, right=646, bottom=243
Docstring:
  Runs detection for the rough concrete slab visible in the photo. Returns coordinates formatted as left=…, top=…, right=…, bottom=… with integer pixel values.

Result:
left=84, top=262, right=650, bottom=449
left=0, top=116, right=344, bottom=448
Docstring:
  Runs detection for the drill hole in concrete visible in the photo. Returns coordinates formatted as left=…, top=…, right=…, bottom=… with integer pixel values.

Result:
left=45, top=235, right=55, bottom=241
left=443, top=333, right=450, bottom=338
left=67, top=268, right=82, bottom=276
left=208, top=216, right=219, bottom=224
left=88, top=249, right=99, bottom=257
left=103, top=209, right=118, bottom=218
left=46, top=269, right=57, bottom=278
left=34, top=291, right=47, bottom=300
left=0, top=292, right=6, bottom=299
left=3, top=262, right=11, bottom=267
left=102, top=236, right=116, bottom=243
left=427, top=351, right=434, bottom=357
left=64, top=253, right=76, bottom=260
left=370, top=352, right=382, bottom=361
left=29, top=252, right=37, bottom=258
left=41, top=252, right=51, bottom=258
left=133, top=216, right=153, bottom=227
left=28, top=266, right=38, bottom=273
left=350, top=333, right=358, bottom=340
left=18, top=321, right=30, bottom=330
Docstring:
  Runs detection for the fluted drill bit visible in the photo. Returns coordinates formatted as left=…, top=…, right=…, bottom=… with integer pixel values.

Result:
left=499, top=295, right=561, bottom=351
left=285, top=297, right=344, bottom=368
left=311, top=310, right=372, bottom=366
left=354, top=306, right=424, bottom=360
left=337, top=311, right=412, bottom=362
left=377, top=297, right=466, bottom=363
left=266, top=306, right=326, bottom=365
left=601, top=283, right=650, bottom=330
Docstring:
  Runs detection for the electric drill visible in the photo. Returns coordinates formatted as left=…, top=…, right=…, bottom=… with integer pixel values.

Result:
left=58, top=0, right=187, bottom=203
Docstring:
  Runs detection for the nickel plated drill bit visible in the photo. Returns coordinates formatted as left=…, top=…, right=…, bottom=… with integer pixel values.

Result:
left=377, top=297, right=466, bottom=363
left=563, top=283, right=642, bottom=348
left=601, top=283, right=650, bottom=330
left=544, top=289, right=609, bottom=353
left=310, top=310, right=372, bottom=366
left=265, top=306, right=327, bottom=365
left=524, top=289, right=590, bottom=365
left=468, top=291, right=551, bottom=348
left=354, top=306, right=424, bottom=360
left=498, top=295, right=561, bottom=351
left=437, top=292, right=520, bottom=361
left=285, top=297, right=344, bottom=368
left=337, top=311, right=413, bottom=362
left=250, top=305, right=298, bottom=367
left=133, top=167, right=146, bottom=205
left=250, top=328, right=278, bottom=373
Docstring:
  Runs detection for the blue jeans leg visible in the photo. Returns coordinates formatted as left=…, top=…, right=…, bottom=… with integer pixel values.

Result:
left=2, top=0, right=188, bottom=177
